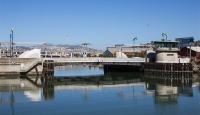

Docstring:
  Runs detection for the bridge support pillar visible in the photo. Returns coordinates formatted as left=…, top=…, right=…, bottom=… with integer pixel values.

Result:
left=42, top=60, right=54, bottom=78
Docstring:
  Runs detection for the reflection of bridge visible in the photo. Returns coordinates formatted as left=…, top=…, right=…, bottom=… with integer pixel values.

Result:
left=0, top=72, right=196, bottom=105
left=0, top=78, right=41, bottom=105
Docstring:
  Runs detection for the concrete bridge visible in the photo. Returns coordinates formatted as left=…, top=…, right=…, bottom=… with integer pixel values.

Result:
left=42, top=57, right=145, bottom=65
left=42, top=57, right=146, bottom=74
left=0, top=57, right=145, bottom=76
left=0, top=57, right=193, bottom=77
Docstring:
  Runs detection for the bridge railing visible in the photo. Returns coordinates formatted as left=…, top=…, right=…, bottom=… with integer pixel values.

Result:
left=0, top=58, right=39, bottom=64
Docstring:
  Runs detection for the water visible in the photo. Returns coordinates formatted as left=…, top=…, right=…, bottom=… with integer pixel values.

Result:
left=54, top=65, right=104, bottom=77
left=0, top=65, right=200, bottom=115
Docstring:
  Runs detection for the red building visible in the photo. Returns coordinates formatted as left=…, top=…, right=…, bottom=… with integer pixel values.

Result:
left=179, top=47, right=200, bottom=62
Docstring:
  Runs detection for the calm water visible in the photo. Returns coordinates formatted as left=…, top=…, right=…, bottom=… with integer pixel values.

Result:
left=1, top=65, right=200, bottom=115
left=54, top=65, right=104, bottom=77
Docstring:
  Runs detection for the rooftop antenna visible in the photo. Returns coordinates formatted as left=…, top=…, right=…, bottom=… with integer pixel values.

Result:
left=161, top=33, right=168, bottom=41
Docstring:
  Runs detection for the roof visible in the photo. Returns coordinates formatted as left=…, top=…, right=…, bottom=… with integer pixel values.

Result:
left=187, top=46, right=200, bottom=52
left=154, top=41, right=179, bottom=43
left=176, top=37, right=194, bottom=40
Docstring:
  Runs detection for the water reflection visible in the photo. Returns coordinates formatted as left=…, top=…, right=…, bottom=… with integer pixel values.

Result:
left=0, top=77, right=41, bottom=115
left=0, top=73, right=196, bottom=103
left=43, top=77, right=54, bottom=100
left=0, top=78, right=41, bottom=101
left=145, top=76, right=193, bottom=105
left=1, top=69, right=200, bottom=115
left=54, top=64, right=104, bottom=77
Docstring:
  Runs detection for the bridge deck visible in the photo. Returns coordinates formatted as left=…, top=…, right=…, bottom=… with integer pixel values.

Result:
left=43, top=57, right=145, bottom=65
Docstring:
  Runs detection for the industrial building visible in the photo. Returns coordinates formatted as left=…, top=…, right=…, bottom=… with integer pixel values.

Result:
left=103, top=44, right=153, bottom=58
left=179, top=46, right=200, bottom=62
left=175, top=37, right=194, bottom=48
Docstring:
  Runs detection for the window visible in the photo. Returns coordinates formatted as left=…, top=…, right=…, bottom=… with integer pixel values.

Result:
left=167, top=54, right=174, bottom=56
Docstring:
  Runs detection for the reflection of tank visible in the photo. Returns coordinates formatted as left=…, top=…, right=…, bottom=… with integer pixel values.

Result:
left=155, top=94, right=178, bottom=104
left=144, top=73, right=193, bottom=85
left=178, top=86, right=193, bottom=97
left=155, top=84, right=178, bottom=104
left=145, top=82, right=156, bottom=95
left=145, top=76, right=193, bottom=104
left=156, top=84, right=178, bottom=96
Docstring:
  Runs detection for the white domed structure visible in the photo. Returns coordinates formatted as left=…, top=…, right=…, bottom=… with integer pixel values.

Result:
left=19, top=49, right=41, bottom=58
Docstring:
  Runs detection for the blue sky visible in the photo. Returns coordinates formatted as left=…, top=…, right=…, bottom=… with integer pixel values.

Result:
left=0, top=0, right=200, bottom=49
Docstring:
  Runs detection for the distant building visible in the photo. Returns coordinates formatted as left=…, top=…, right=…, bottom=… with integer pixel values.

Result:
left=175, top=37, right=194, bottom=48
left=104, top=44, right=153, bottom=58
left=179, top=46, right=200, bottom=62
left=103, top=50, right=113, bottom=57
left=193, top=40, right=200, bottom=46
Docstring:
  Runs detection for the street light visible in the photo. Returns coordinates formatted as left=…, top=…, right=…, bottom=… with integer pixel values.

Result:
left=161, top=33, right=168, bottom=40
left=0, top=43, right=1, bottom=58
left=132, top=37, right=137, bottom=58
left=81, top=43, right=90, bottom=58
left=132, top=37, right=137, bottom=46
left=81, top=43, right=90, bottom=48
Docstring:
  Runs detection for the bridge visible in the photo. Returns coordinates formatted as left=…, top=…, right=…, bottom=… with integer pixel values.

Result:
left=43, top=57, right=145, bottom=65
left=0, top=57, right=146, bottom=76
left=42, top=57, right=146, bottom=74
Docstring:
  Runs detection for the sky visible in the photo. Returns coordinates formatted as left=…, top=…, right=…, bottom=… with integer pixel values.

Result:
left=0, top=0, right=200, bottom=49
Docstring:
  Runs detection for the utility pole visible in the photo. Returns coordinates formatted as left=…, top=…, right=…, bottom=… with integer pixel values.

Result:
left=0, top=43, right=1, bottom=58
left=10, top=28, right=14, bottom=58
left=132, top=37, right=137, bottom=58
left=190, top=44, right=192, bottom=62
